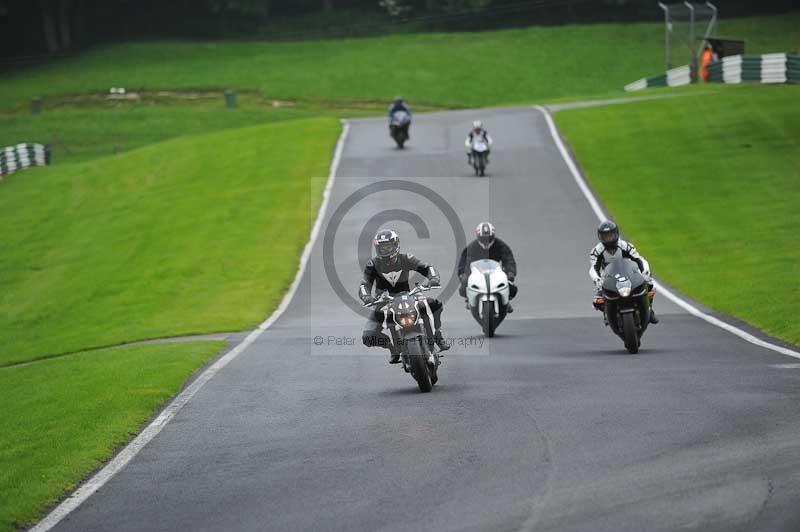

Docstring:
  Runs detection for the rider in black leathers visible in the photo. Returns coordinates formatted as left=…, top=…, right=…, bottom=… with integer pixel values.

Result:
left=457, top=222, right=517, bottom=311
left=360, top=229, right=449, bottom=363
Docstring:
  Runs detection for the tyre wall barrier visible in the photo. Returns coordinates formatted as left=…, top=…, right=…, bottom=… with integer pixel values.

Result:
left=707, top=53, right=800, bottom=84
left=624, top=65, right=692, bottom=92
left=625, top=53, right=799, bottom=91
left=0, top=143, right=50, bottom=178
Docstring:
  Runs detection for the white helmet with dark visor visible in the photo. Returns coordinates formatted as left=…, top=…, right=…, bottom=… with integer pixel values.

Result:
left=476, top=222, right=496, bottom=249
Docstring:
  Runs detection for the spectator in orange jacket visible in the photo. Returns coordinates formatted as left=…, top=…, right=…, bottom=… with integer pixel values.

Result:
left=700, top=44, right=715, bottom=81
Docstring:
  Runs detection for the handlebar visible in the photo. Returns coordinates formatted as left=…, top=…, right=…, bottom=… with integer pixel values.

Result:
left=362, top=283, right=440, bottom=308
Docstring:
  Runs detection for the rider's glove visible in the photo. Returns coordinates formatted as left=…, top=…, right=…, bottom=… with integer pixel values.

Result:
left=508, top=275, right=515, bottom=284
left=427, top=276, right=441, bottom=288
left=362, top=295, right=376, bottom=306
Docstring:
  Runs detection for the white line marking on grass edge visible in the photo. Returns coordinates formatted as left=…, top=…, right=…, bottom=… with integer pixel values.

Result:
left=533, top=105, right=800, bottom=361
left=29, top=120, right=352, bottom=532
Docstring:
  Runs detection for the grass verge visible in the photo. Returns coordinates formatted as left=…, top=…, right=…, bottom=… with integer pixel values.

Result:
left=0, top=95, right=394, bottom=165
left=0, top=117, right=339, bottom=366
left=0, top=341, right=225, bottom=531
left=555, top=84, right=800, bottom=345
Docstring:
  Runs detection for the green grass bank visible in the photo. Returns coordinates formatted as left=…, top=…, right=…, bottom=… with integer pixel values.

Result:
left=0, top=117, right=339, bottom=366
left=1, top=12, right=797, bottom=110
left=555, top=84, right=800, bottom=345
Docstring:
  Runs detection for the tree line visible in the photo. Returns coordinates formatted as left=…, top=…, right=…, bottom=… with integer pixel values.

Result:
left=0, top=0, right=794, bottom=60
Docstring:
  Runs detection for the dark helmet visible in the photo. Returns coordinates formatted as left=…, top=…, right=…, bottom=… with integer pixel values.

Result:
left=597, top=220, right=619, bottom=250
left=476, top=222, right=496, bottom=249
left=393, top=96, right=404, bottom=106
left=374, top=229, right=400, bottom=260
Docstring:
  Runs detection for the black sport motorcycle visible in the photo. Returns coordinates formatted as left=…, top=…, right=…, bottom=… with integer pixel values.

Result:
left=364, top=284, right=441, bottom=392
left=598, top=256, right=653, bottom=354
left=389, top=110, right=411, bottom=149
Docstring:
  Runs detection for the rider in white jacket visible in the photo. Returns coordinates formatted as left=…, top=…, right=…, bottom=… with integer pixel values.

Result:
left=465, top=120, right=492, bottom=164
left=589, top=220, right=659, bottom=324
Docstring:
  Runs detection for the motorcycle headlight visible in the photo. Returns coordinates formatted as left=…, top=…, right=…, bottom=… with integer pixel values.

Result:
left=396, top=311, right=417, bottom=328
left=618, top=286, right=632, bottom=298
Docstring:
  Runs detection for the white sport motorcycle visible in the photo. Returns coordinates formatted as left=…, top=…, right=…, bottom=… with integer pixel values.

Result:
left=470, top=137, right=489, bottom=176
left=466, top=259, right=510, bottom=337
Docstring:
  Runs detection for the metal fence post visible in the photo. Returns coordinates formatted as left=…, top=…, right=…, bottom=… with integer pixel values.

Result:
left=685, top=2, right=697, bottom=82
left=659, top=3, right=670, bottom=70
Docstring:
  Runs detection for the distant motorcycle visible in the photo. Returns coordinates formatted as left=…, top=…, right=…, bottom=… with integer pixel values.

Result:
left=597, top=256, right=653, bottom=353
left=469, top=136, right=490, bottom=176
left=389, top=110, right=411, bottom=149
left=466, top=259, right=510, bottom=337
left=364, top=284, right=442, bottom=392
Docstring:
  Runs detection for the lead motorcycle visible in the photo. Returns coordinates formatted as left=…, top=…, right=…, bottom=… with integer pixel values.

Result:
left=364, top=284, right=442, bottom=392
left=389, top=110, right=411, bottom=149
left=597, top=255, right=653, bottom=354
left=466, top=259, right=510, bottom=337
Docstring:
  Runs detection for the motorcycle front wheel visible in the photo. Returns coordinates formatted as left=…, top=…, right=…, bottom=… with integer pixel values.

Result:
left=622, top=312, right=639, bottom=354
left=407, top=341, right=433, bottom=392
left=482, top=300, right=496, bottom=337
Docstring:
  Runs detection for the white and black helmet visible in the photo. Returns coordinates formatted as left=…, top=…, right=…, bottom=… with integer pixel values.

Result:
left=476, top=222, right=496, bottom=249
left=472, top=120, right=483, bottom=130
left=374, top=229, right=400, bottom=260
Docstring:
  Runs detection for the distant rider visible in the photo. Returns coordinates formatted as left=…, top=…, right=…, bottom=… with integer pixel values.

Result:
left=465, top=120, right=493, bottom=164
left=457, top=222, right=517, bottom=313
left=360, top=229, right=450, bottom=364
left=388, top=97, right=412, bottom=138
left=589, top=220, right=658, bottom=324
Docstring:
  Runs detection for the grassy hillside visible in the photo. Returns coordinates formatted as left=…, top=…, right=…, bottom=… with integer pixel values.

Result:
left=555, top=84, right=800, bottom=345
left=0, top=117, right=339, bottom=366
left=1, top=13, right=797, bottom=110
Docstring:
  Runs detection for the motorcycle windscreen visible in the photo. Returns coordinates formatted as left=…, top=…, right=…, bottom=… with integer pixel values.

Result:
left=470, top=259, right=501, bottom=275
left=472, top=139, right=488, bottom=151
left=391, top=111, right=410, bottom=125
left=602, top=256, right=645, bottom=290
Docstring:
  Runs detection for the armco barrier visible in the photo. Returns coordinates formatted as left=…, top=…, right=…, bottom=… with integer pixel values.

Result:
left=0, top=143, right=50, bottom=178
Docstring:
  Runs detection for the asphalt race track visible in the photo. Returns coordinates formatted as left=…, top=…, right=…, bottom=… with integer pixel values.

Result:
left=51, top=107, right=800, bottom=532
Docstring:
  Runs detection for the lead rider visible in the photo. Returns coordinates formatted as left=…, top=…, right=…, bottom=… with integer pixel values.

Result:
left=360, top=229, right=450, bottom=363
left=589, top=220, right=659, bottom=324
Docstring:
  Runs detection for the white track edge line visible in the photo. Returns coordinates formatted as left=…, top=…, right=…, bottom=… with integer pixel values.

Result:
left=533, top=105, right=800, bottom=360
left=29, top=120, right=351, bottom=532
